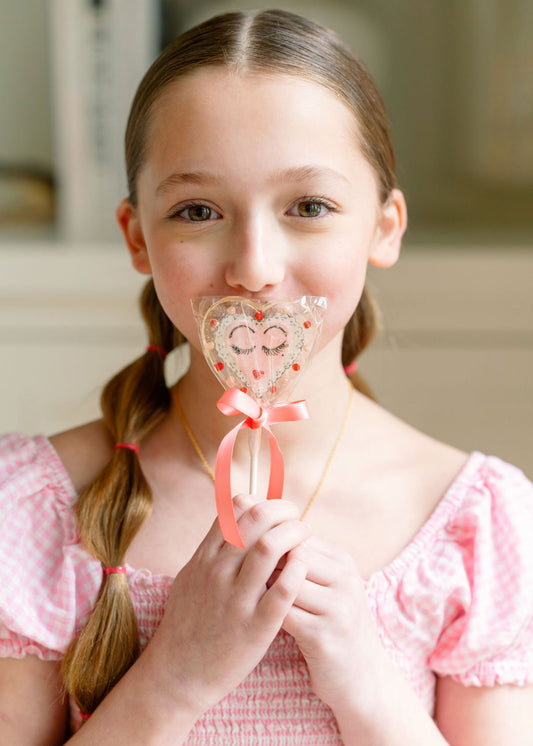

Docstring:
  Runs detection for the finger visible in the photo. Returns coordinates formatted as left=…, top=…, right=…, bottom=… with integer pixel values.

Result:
left=232, top=492, right=262, bottom=516
left=267, top=542, right=331, bottom=587
left=266, top=566, right=283, bottom=589
left=281, top=602, right=315, bottom=640
left=299, top=533, right=349, bottom=560
left=291, top=538, right=358, bottom=586
left=237, top=519, right=311, bottom=601
left=220, top=498, right=302, bottom=561
left=291, top=576, right=332, bottom=615
left=256, top=548, right=308, bottom=628
left=195, top=493, right=261, bottom=558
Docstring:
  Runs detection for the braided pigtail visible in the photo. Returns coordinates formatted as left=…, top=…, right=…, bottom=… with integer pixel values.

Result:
left=342, top=285, right=379, bottom=399
left=62, top=279, right=182, bottom=717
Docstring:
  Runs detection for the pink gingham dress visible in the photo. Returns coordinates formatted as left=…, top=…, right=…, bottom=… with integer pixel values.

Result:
left=1, top=432, right=533, bottom=743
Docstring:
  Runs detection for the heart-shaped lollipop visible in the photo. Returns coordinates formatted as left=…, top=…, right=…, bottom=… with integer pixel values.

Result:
left=191, top=295, right=326, bottom=547
left=193, top=296, right=326, bottom=407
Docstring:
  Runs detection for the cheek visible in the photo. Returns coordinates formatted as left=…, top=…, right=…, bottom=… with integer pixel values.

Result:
left=300, top=250, right=368, bottom=345
left=149, top=251, right=209, bottom=343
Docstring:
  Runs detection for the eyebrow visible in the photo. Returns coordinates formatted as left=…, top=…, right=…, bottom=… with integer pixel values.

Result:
left=155, top=165, right=349, bottom=195
left=264, top=325, right=288, bottom=337
left=269, top=165, right=350, bottom=186
left=229, top=324, right=255, bottom=339
left=156, top=171, right=223, bottom=195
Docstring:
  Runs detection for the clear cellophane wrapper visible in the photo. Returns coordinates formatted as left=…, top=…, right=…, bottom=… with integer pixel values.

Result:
left=192, top=295, right=327, bottom=407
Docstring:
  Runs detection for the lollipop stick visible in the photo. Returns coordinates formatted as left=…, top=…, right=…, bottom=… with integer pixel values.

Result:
left=248, top=428, right=261, bottom=495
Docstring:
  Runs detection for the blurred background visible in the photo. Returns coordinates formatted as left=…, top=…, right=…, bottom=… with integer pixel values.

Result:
left=0, top=0, right=531, bottom=473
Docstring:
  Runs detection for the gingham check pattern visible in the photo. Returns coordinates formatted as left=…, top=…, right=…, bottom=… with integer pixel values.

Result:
left=1, top=433, right=532, bottom=742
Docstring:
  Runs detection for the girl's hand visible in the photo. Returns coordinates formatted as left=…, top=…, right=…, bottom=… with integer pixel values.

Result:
left=279, top=535, right=383, bottom=714
left=145, top=495, right=310, bottom=718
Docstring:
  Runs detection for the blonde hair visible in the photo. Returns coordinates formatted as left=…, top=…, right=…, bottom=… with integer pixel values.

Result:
left=63, top=9, right=396, bottom=715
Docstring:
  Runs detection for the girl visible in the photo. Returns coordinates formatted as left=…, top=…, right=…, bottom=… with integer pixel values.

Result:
left=1, top=9, right=532, bottom=745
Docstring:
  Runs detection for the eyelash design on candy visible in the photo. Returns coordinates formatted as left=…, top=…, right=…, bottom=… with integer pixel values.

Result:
left=262, top=342, right=288, bottom=356
left=231, top=344, right=254, bottom=355
left=230, top=342, right=288, bottom=356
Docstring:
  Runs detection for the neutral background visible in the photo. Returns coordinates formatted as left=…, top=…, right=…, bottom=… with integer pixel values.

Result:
left=0, top=0, right=531, bottom=476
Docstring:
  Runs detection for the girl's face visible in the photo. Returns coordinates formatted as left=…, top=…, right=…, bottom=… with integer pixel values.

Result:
left=119, top=68, right=405, bottom=355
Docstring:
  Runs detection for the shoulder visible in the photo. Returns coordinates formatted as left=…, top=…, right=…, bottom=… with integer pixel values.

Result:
left=442, top=452, right=533, bottom=587
left=0, top=427, right=107, bottom=660
left=0, top=420, right=114, bottom=518
left=368, top=442, right=533, bottom=689
left=349, top=397, right=470, bottom=551
left=353, top=394, right=532, bottom=579
left=428, top=452, right=533, bottom=686
left=354, top=393, right=531, bottom=530
left=0, top=431, right=74, bottom=504
left=49, top=419, right=115, bottom=493
left=376, top=398, right=533, bottom=574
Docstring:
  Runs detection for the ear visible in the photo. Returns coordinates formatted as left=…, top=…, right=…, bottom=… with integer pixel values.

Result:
left=368, top=188, right=407, bottom=269
left=116, top=198, right=152, bottom=275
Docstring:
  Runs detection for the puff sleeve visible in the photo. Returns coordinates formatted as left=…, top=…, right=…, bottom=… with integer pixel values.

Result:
left=0, top=433, right=101, bottom=661
left=428, top=456, right=533, bottom=686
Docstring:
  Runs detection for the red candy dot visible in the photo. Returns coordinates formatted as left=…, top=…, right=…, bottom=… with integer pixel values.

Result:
left=292, top=363, right=300, bottom=371
left=255, top=311, right=263, bottom=321
left=240, top=387, right=247, bottom=393
left=303, top=321, right=311, bottom=329
left=214, top=362, right=224, bottom=371
left=210, top=319, right=218, bottom=327
left=252, top=369, right=265, bottom=379
left=270, top=386, right=277, bottom=393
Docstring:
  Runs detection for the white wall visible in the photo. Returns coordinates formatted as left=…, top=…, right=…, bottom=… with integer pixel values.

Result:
left=0, top=244, right=531, bottom=477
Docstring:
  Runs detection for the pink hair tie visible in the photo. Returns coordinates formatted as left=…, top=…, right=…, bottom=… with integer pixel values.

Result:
left=103, top=565, right=127, bottom=576
left=146, top=344, right=168, bottom=359
left=343, top=360, right=358, bottom=376
left=115, top=442, right=139, bottom=454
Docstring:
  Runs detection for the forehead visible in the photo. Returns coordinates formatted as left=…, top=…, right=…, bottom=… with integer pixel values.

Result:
left=151, top=66, right=358, bottom=126
left=141, top=67, right=374, bottom=192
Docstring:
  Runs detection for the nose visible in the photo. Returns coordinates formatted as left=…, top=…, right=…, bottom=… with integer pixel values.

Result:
left=224, top=213, right=285, bottom=293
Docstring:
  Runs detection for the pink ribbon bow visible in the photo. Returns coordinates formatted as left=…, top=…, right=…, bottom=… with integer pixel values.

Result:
left=215, top=388, right=309, bottom=547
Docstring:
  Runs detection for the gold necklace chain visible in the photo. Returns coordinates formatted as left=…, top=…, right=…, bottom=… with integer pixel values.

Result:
left=175, top=385, right=354, bottom=521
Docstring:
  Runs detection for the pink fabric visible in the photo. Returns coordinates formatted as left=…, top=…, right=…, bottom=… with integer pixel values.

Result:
left=1, top=433, right=533, bottom=743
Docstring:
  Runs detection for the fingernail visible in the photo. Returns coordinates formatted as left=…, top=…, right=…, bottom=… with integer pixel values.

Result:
left=232, top=493, right=257, bottom=511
